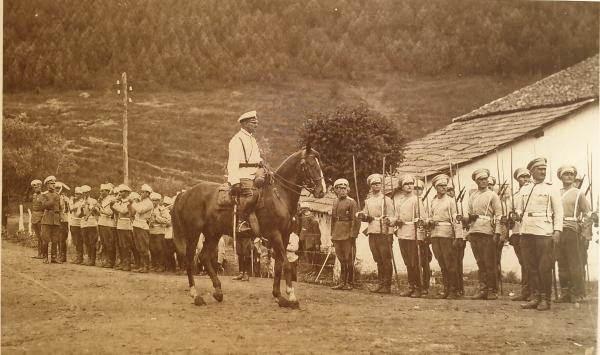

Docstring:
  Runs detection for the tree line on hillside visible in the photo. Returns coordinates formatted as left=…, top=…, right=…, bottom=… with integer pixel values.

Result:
left=4, top=0, right=598, bottom=91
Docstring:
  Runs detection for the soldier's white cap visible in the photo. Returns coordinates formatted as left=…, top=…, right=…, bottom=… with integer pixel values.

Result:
left=31, top=179, right=42, bottom=186
left=80, top=185, right=91, bottom=193
left=44, top=176, right=57, bottom=184
left=140, top=184, right=153, bottom=193
left=56, top=182, right=70, bottom=191
left=399, top=174, right=415, bottom=186
left=100, top=183, right=111, bottom=191
left=150, top=192, right=162, bottom=201
left=117, top=184, right=131, bottom=192
left=163, top=196, right=174, bottom=205
left=129, top=192, right=141, bottom=200
left=238, top=110, right=258, bottom=123
left=432, top=174, right=450, bottom=187
left=74, top=186, right=82, bottom=194
left=557, top=165, right=577, bottom=179
left=472, top=168, right=490, bottom=181
left=527, top=157, right=547, bottom=171
left=333, top=178, right=349, bottom=188
left=367, top=174, right=382, bottom=185
left=513, top=168, right=530, bottom=180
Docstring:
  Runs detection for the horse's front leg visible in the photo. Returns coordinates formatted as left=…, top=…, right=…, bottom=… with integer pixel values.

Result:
left=271, top=231, right=299, bottom=308
left=201, top=234, right=223, bottom=302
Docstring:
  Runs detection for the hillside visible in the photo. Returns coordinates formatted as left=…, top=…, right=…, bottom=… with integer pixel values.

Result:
left=4, top=0, right=598, bottom=91
left=3, top=74, right=540, bottom=195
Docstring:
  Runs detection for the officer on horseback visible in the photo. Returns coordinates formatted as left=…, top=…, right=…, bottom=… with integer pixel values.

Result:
left=227, top=110, right=264, bottom=233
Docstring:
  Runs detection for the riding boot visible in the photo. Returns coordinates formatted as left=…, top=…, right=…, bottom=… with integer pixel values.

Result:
left=536, top=293, right=551, bottom=311
left=370, top=263, right=383, bottom=293
left=521, top=292, right=541, bottom=309
left=553, top=288, right=572, bottom=303
left=50, top=242, right=62, bottom=263
left=410, top=288, right=422, bottom=298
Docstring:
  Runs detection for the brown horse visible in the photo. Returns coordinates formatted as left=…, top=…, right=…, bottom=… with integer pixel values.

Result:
left=171, top=145, right=326, bottom=307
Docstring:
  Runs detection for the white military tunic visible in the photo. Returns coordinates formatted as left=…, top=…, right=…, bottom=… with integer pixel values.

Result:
left=515, top=182, right=563, bottom=236
left=227, top=128, right=262, bottom=185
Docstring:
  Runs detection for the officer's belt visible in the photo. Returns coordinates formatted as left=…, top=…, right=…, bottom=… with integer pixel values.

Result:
left=477, top=215, right=491, bottom=221
left=435, top=222, right=452, bottom=226
left=526, top=212, right=548, bottom=217
left=239, top=163, right=261, bottom=168
left=403, top=221, right=415, bottom=225
left=564, top=217, right=578, bottom=221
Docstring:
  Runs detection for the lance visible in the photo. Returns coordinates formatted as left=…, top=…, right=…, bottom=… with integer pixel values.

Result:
left=449, top=161, right=460, bottom=222
left=383, top=157, right=401, bottom=291
left=352, top=154, right=361, bottom=207
left=351, top=154, right=360, bottom=285
left=510, top=147, right=515, bottom=215
left=456, top=163, right=464, bottom=216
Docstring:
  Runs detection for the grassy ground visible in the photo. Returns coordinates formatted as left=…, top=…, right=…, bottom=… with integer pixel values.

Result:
left=3, top=73, right=540, bottom=195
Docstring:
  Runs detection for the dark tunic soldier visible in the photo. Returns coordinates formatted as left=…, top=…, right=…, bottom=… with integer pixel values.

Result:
left=39, top=176, right=62, bottom=264
left=330, top=178, right=360, bottom=290
left=509, top=168, right=532, bottom=301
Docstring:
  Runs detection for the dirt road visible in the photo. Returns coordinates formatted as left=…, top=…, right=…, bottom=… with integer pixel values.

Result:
left=1, top=241, right=597, bottom=354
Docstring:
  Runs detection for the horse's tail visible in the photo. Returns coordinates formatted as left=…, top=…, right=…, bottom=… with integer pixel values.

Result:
left=171, top=192, right=187, bottom=256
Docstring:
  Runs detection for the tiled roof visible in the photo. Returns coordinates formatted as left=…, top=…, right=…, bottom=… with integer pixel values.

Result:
left=397, top=99, right=596, bottom=177
left=454, top=55, right=599, bottom=122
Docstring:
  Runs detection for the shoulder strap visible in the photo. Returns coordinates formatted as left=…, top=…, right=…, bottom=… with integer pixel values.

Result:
left=238, top=137, right=249, bottom=164
left=522, top=184, right=537, bottom=215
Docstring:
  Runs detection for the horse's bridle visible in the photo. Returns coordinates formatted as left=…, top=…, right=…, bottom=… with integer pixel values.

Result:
left=270, top=152, right=324, bottom=197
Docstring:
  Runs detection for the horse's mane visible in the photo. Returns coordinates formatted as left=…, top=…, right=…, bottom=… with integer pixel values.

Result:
left=274, top=147, right=320, bottom=174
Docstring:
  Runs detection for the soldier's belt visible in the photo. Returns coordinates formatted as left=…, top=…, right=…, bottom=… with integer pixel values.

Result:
left=526, top=212, right=548, bottom=217
left=239, top=163, right=261, bottom=168
left=435, top=222, right=452, bottom=226
left=477, top=215, right=491, bottom=221
left=564, top=217, right=578, bottom=221
left=403, top=221, right=415, bottom=225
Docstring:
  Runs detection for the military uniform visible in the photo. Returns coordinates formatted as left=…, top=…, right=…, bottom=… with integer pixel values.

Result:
left=40, top=177, right=62, bottom=263
left=330, top=181, right=359, bottom=289
left=227, top=111, right=263, bottom=234
left=556, top=166, right=591, bottom=302
left=69, top=189, right=84, bottom=264
left=515, top=158, right=563, bottom=310
left=391, top=176, right=427, bottom=297
left=149, top=194, right=170, bottom=272
left=508, top=170, right=531, bottom=301
left=299, top=212, right=322, bottom=272
left=58, top=191, right=70, bottom=262
left=465, top=169, right=503, bottom=299
left=112, top=185, right=134, bottom=271
left=132, top=186, right=154, bottom=273
left=98, top=189, right=117, bottom=268
left=428, top=174, right=463, bottom=299
left=31, top=188, right=45, bottom=258
left=81, top=192, right=99, bottom=266
left=358, top=174, right=395, bottom=293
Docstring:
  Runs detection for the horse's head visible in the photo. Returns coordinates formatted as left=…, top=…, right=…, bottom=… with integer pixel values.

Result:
left=300, top=142, right=326, bottom=198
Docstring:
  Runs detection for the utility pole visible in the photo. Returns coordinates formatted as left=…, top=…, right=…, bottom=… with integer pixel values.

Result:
left=116, top=72, right=132, bottom=185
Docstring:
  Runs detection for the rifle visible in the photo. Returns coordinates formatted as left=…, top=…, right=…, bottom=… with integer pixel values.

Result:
left=509, top=147, right=517, bottom=225
left=414, top=181, right=424, bottom=290
left=382, top=158, right=401, bottom=291
left=351, top=154, right=360, bottom=284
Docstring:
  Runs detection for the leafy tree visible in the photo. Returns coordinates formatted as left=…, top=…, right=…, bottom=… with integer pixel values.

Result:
left=2, top=113, right=78, bottom=197
left=298, top=104, right=406, bottom=202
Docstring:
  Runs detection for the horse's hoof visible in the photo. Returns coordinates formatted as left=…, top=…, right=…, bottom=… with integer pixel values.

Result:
left=213, top=290, right=223, bottom=303
left=278, top=298, right=289, bottom=308
left=272, top=291, right=281, bottom=299
left=289, top=300, right=300, bottom=309
left=194, top=295, right=206, bottom=306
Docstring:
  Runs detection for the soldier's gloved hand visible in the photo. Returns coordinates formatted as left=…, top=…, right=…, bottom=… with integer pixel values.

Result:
left=552, top=231, right=561, bottom=245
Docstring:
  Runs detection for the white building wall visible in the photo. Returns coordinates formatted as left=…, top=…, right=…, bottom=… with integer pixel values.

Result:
left=421, top=103, right=600, bottom=280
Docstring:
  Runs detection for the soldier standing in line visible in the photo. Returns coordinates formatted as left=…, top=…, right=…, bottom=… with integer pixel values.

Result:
left=161, top=196, right=177, bottom=273
left=392, top=175, right=426, bottom=298
left=69, top=187, right=84, bottom=264
left=39, top=176, right=62, bottom=264
left=427, top=174, right=462, bottom=299
left=98, top=184, right=117, bottom=268
left=30, top=179, right=44, bottom=259
left=56, top=182, right=71, bottom=263
left=131, top=184, right=154, bottom=273
left=515, top=158, right=563, bottom=311
left=463, top=169, right=503, bottom=300
left=233, top=228, right=255, bottom=281
left=80, top=185, right=99, bottom=266
left=149, top=192, right=170, bottom=273
left=555, top=165, right=591, bottom=303
left=447, top=184, right=466, bottom=297
left=298, top=205, right=322, bottom=273
left=330, top=178, right=360, bottom=291
left=112, top=185, right=134, bottom=272
left=509, top=168, right=532, bottom=301
left=414, top=178, right=432, bottom=295
left=356, top=174, right=395, bottom=294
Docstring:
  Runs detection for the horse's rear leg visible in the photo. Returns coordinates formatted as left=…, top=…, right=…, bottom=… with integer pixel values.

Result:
left=186, top=235, right=205, bottom=306
left=201, top=234, right=223, bottom=302
left=271, top=231, right=299, bottom=308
